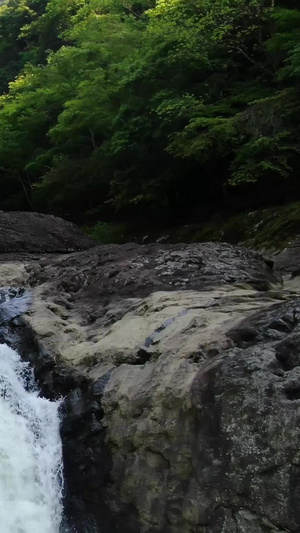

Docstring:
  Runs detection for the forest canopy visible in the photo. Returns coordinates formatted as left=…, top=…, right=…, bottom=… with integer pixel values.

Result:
left=0, top=0, right=299, bottom=223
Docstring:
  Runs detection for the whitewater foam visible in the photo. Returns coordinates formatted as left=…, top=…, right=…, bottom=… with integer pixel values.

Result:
left=0, top=343, right=63, bottom=533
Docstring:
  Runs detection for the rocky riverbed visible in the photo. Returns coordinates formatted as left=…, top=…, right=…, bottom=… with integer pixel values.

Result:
left=1, top=212, right=300, bottom=532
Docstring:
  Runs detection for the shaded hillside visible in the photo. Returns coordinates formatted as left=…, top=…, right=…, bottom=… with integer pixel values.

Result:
left=0, top=0, right=299, bottom=227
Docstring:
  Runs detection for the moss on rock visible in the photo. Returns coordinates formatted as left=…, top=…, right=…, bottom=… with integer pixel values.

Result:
left=83, top=202, right=300, bottom=252
left=171, top=202, right=300, bottom=252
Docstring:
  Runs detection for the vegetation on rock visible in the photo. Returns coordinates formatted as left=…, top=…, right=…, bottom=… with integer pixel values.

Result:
left=170, top=202, right=300, bottom=251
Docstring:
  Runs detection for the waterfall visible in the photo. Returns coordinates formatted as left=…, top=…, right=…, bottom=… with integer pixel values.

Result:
left=0, top=343, right=63, bottom=533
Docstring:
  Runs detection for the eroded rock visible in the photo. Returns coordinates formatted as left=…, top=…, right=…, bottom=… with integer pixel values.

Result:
left=0, top=236, right=299, bottom=532
left=101, top=298, right=300, bottom=533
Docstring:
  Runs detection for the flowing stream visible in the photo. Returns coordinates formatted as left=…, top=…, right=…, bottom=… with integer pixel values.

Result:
left=0, top=343, right=63, bottom=533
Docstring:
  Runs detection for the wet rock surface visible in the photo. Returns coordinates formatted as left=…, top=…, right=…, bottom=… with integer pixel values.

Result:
left=2, top=223, right=300, bottom=532
left=0, top=287, right=112, bottom=533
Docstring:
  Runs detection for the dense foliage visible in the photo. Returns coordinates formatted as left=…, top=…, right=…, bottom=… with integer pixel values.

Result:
left=0, top=0, right=299, bottom=222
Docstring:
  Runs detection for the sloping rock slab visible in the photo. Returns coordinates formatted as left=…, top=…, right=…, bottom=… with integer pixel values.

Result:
left=0, top=211, right=96, bottom=252
left=20, top=242, right=279, bottom=368
left=0, top=241, right=283, bottom=533
left=27, top=241, right=278, bottom=306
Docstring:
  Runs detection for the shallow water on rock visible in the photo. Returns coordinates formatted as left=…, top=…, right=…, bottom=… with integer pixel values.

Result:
left=0, top=343, right=63, bottom=533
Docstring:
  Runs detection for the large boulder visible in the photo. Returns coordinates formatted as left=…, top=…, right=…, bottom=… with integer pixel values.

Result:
left=102, top=297, right=300, bottom=533
left=273, top=238, right=300, bottom=274
left=0, top=211, right=96, bottom=252
left=17, top=242, right=278, bottom=369
left=1, top=238, right=299, bottom=532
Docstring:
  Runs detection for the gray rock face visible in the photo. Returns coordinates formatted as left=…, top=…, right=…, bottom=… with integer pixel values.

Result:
left=29, top=240, right=277, bottom=292
left=0, top=211, right=96, bottom=252
left=271, top=237, right=300, bottom=275
left=1, top=231, right=300, bottom=532
left=192, top=301, right=300, bottom=533
left=101, top=298, right=300, bottom=533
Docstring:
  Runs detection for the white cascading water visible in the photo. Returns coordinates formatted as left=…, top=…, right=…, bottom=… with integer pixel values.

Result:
left=0, top=343, right=64, bottom=533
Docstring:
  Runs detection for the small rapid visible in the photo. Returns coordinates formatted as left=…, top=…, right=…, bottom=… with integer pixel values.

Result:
left=0, top=343, right=63, bottom=533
